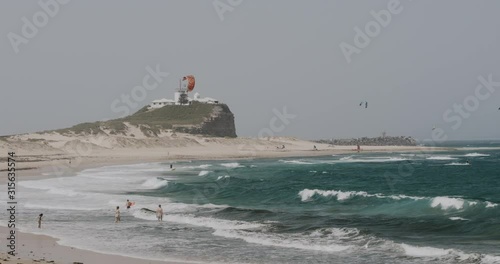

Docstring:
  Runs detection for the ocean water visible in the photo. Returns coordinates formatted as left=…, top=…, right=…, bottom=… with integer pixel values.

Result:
left=3, top=143, right=500, bottom=263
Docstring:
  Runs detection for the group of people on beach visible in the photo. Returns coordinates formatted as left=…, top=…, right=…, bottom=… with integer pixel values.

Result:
left=115, top=200, right=163, bottom=223
left=37, top=200, right=164, bottom=228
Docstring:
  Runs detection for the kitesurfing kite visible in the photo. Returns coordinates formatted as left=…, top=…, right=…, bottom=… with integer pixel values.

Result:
left=182, top=75, right=195, bottom=92
left=359, top=101, right=368, bottom=108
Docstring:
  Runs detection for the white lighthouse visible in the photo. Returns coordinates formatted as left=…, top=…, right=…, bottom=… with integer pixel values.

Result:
left=149, top=74, right=219, bottom=109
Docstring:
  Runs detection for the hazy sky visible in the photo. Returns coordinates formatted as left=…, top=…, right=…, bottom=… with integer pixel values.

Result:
left=1, top=1, right=499, bottom=141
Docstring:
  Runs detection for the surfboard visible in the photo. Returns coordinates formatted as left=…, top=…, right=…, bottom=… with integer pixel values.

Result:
left=141, top=208, right=155, bottom=213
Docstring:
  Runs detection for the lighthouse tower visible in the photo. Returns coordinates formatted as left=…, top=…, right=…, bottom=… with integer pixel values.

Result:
left=174, top=75, right=195, bottom=105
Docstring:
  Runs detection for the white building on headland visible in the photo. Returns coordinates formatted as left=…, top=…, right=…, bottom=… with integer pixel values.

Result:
left=150, top=98, right=176, bottom=108
left=192, top=92, right=218, bottom=104
left=148, top=75, right=219, bottom=109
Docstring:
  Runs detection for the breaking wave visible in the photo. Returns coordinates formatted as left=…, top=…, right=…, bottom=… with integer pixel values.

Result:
left=445, top=162, right=470, bottom=166
left=426, top=156, right=457, bottom=160
left=464, top=153, right=490, bottom=157
left=298, top=189, right=497, bottom=211
left=198, top=170, right=212, bottom=176
left=141, top=177, right=169, bottom=189
left=220, top=162, right=244, bottom=168
left=280, top=160, right=314, bottom=165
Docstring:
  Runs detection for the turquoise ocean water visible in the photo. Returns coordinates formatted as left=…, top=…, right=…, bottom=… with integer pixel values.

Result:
left=5, top=142, right=500, bottom=263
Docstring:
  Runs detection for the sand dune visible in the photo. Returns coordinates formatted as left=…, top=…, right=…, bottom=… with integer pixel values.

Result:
left=0, top=130, right=449, bottom=179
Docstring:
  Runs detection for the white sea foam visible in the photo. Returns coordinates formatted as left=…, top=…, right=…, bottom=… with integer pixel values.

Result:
left=299, top=189, right=428, bottom=202
left=220, top=162, right=243, bottom=168
left=399, top=243, right=496, bottom=263
left=18, top=180, right=57, bottom=190
left=426, top=156, right=457, bottom=160
left=388, top=194, right=426, bottom=201
left=333, top=157, right=407, bottom=163
left=198, top=170, right=211, bottom=176
left=132, top=210, right=158, bottom=221
left=281, top=160, right=314, bottom=165
left=24, top=203, right=100, bottom=211
left=401, top=243, right=452, bottom=257
left=141, top=178, right=168, bottom=189
left=449, top=217, right=469, bottom=221
left=142, top=167, right=170, bottom=172
left=133, top=203, right=228, bottom=220
left=486, top=202, right=498, bottom=208
left=217, top=175, right=230, bottom=181
left=165, top=214, right=265, bottom=230
left=309, top=227, right=361, bottom=240
left=213, top=229, right=351, bottom=253
left=482, top=255, right=500, bottom=264
left=429, top=197, right=494, bottom=211
left=298, top=189, right=497, bottom=213
left=431, top=197, right=465, bottom=210
left=182, top=164, right=212, bottom=169
left=464, top=152, right=490, bottom=157
left=299, top=189, right=371, bottom=201
left=390, top=157, right=406, bottom=161
left=299, top=189, right=333, bottom=201
left=46, top=188, right=80, bottom=197
left=445, top=162, right=470, bottom=166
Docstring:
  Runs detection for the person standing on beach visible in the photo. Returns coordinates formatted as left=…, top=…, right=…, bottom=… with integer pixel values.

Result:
left=156, top=205, right=163, bottom=222
left=37, top=213, right=43, bottom=228
left=115, top=206, right=121, bottom=223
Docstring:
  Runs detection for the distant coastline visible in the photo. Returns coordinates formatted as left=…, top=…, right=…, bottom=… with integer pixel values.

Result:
left=314, top=136, right=417, bottom=146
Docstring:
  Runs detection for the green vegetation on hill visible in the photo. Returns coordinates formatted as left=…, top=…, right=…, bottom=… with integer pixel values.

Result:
left=120, top=101, right=215, bottom=127
left=54, top=102, right=219, bottom=136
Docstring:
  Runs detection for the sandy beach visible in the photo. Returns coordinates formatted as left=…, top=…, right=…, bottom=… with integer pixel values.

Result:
left=0, top=132, right=450, bottom=180
left=0, top=227, right=187, bottom=264
left=0, top=132, right=452, bottom=263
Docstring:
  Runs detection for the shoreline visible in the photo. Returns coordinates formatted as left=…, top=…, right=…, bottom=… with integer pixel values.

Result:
left=0, top=138, right=460, bottom=263
left=1, top=144, right=455, bottom=181
left=0, top=227, right=189, bottom=264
